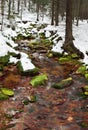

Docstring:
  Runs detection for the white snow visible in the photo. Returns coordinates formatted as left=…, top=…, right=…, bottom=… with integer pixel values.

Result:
left=0, top=9, right=88, bottom=69
left=21, top=57, right=35, bottom=71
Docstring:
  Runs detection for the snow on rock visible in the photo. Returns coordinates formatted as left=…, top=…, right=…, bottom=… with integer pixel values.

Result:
left=0, top=33, right=18, bottom=56
left=21, top=57, right=35, bottom=71
left=0, top=32, right=36, bottom=71
left=45, top=31, right=51, bottom=38
left=52, top=41, right=64, bottom=53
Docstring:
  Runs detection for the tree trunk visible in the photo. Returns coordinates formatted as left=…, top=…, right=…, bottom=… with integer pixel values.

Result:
left=17, top=0, right=20, bottom=14
left=55, top=0, right=59, bottom=26
left=64, top=0, right=73, bottom=47
left=62, top=0, right=84, bottom=58
left=36, top=2, right=40, bottom=21
left=1, top=0, right=4, bottom=31
left=51, top=0, right=55, bottom=25
left=76, top=0, right=81, bottom=26
left=8, top=0, right=11, bottom=19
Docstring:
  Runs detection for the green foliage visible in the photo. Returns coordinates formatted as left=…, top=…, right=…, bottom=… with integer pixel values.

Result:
left=30, top=74, right=48, bottom=87
left=52, top=77, right=73, bottom=89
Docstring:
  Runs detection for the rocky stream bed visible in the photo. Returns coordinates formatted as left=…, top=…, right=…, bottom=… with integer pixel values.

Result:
left=0, top=23, right=88, bottom=130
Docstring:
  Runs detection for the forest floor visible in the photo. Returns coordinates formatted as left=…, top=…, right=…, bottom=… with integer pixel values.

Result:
left=0, top=37, right=88, bottom=130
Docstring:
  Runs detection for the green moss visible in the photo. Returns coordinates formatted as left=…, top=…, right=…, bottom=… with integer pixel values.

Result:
left=29, top=95, right=37, bottom=103
left=76, top=65, right=87, bottom=75
left=52, top=77, right=73, bottom=89
left=79, top=122, right=88, bottom=128
left=1, top=88, right=14, bottom=96
left=0, top=54, right=10, bottom=65
left=0, top=92, right=9, bottom=100
left=59, top=56, right=72, bottom=63
left=0, top=64, right=3, bottom=71
left=39, top=32, right=46, bottom=39
left=9, top=52, right=21, bottom=59
left=17, top=61, right=39, bottom=76
left=30, top=74, right=48, bottom=87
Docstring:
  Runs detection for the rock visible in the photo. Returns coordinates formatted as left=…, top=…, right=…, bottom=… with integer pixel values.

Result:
left=30, top=74, right=48, bottom=87
left=0, top=92, right=9, bottom=100
left=76, top=65, right=87, bottom=75
left=17, top=61, right=39, bottom=76
left=1, top=88, right=14, bottom=96
left=0, top=65, right=3, bottom=71
left=0, top=54, right=10, bottom=65
left=29, top=95, right=37, bottom=103
left=52, top=77, right=73, bottom=89
left=59, top=56, right=72, bottom=63
left=82, top=86, right=88, bottom=96
left=85, top=73, right=88, bottom=80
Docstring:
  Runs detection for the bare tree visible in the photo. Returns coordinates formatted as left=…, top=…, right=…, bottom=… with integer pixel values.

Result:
left=51, top=0, right=55, bottom=25
left=62, top=0, right=84, bottom=58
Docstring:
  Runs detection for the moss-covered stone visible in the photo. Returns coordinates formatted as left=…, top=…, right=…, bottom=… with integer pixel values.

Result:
left=71, top=53, right=79, bottom=59
left=0, top=64, right=3, bottom=71
left=82, top=86, right=88, bottom=96
left=39, top=32, right=46, bottom=39
left=52, top=77, right=73, bottom=89
left=0, top=92, right=9, bottom=100
left=1, top=88, right=14, bottom=96
left=9, top=52, right=21, bottom=59
left=30, top=74, right=48, bottom=87
left=17, top=61, right=39, bottom=76
left=76, top=65, right=87, bottom=75
left=29, top=95, right=37, bottom=103
left=59, top=56, right=72, bottom=63
left=0, top=54, right=10, bottom=65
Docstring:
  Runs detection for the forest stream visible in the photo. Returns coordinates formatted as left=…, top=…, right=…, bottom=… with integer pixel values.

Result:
left=0, top=38, right=88, bottom=130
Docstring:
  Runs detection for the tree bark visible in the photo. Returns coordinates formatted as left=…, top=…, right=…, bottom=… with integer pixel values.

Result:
left=55, top=0, right=59, bottom=26
left=62, top=0, right=84, bottom=58
left=51, top=0, right=55, bottom=25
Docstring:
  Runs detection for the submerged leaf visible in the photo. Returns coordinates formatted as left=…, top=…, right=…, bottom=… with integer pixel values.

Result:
left=30, top=74, right=48, bottom=87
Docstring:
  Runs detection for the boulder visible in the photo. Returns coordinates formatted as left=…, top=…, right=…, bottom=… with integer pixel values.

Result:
left=52, top=77, right=73, bottom=89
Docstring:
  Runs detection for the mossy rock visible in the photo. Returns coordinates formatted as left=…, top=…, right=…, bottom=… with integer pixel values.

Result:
left=9, top=52, right=21, bottom=59
left=39, top=32, right=46, bottom=39
left=71, top=53, right=79, bottom=59
left=0, top=54, right=10, bottom=65
left=76, top=65, right=87, bottom=75
left=52, top=77, right=73, bottom=89
left=51, top=51, right=62, bottom=57
left=59, top=55, right=81, bottom=65
left=0, top=92, right=9, bottom=100
left=29, top=95, right=37, bottom=103
left=30, top=74, right=48, bottom=87
left=82, top=86, right=88, bottom=96
left=56, top=36, right=62, bottom=42
left=0, top=64, right=3, bottom=71
left=1, top=88, right=14, bottom=96
left=17, top=61, right=39, bottom=76
left=59, top=56, right=72, bottom=63
left=47, top=52, right=53, bottom=58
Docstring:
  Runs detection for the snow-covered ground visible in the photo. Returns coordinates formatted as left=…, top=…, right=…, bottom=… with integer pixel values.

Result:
left=0, top=10, right=88, bottom=70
